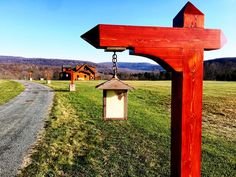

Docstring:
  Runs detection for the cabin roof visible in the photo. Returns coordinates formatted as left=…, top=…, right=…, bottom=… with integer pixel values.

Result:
left=96, top=77, right=134, bottom=90
left=62, top=64, right=96, bottom=74
left=76, top=64, right=95, bottom=69
left=76, top=64, right=95, bottom=73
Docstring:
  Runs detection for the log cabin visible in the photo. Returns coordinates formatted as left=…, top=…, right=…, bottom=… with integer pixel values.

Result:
left=60, top=64, right=97, bottom=80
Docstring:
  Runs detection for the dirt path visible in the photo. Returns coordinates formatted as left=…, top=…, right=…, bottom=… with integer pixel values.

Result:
left=0, top=81, right=54, bottom=177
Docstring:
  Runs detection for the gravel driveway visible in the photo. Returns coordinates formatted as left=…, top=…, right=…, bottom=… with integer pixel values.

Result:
left=0, top=81, right=54, bottom=177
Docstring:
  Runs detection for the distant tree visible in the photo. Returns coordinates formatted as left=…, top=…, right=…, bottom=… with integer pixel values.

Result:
left=204, top=59, right=236, bottom=81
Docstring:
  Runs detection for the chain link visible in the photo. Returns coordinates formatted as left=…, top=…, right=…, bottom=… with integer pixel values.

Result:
left=112, top=52, right=118, bottom=78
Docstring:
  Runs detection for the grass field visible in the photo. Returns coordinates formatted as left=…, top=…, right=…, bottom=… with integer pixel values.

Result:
left=0, top=80, right=25, bottom=105
left=19, top=80, right=236, bottom=177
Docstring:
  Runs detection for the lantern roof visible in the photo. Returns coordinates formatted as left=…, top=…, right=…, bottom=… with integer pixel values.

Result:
left=96, top=77, right=134, bottom=90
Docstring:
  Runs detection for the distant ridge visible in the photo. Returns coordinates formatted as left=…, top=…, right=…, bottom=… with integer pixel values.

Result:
left=204, top=57, right=236, bottom=81
left=0, top=55, right=163, bottom=80
left=0, top=55, right=163, bottom=72
left=100, top=62, right=164, bottom=72
left=0, top=55, right=95, bottom=67
left=0, top=55, right=235, bottom=80
left=205, top=57, right=236, bottom=63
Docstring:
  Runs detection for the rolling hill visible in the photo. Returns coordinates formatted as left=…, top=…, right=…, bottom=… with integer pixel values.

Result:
left=0, top=55, right=235, bottom=80
left=204, top=57, right=236, bottom=80
left=0, top=55, right=163, bottom=80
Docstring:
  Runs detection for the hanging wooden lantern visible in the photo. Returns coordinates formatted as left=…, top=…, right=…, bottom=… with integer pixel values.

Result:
left=96, top=51, right=133, bottom=120
left=96, top=77, right=133, bottom=120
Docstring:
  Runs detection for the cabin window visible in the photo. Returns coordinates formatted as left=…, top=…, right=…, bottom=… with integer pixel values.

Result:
left=84, top=75, right=87, bottom=78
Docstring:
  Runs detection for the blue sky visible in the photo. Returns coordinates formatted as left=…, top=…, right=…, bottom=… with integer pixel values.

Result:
left=0, top=0, right=235, bottom=63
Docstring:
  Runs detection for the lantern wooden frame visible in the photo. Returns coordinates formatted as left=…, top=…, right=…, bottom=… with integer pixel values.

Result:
left=96, top=77, right=133, bottom=120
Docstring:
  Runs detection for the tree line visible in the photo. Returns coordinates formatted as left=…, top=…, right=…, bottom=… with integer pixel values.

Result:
left=204, top=59, right=236, bottom=81
left=0, top=58, right=235, bottom=81
left=117, top=71, right=171, bottom=80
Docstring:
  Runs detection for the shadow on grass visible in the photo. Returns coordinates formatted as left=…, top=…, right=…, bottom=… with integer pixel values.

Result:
left=53, top=89, right=81, bottom=93
left=53, top=89, right=70, bottom=92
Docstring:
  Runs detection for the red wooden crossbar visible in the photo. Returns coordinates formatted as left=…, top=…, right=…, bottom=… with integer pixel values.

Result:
left=82, top=25, right=223, bottom=50
left=81, top=2, right=225, bottom=177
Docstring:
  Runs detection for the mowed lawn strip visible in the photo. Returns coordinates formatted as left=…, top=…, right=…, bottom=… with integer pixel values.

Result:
left=19, top=81, right=236, bottom=177
left=0, top=80, right=25, bottom=105
left=202, top=81, right=236, bottom=176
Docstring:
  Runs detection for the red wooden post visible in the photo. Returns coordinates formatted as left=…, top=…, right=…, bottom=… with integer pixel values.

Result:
left=28, top=72, right=32, bottom=78
left=45, top=71, right=51, bottom=84
left=68, top=70, right=76, bottom=91
left=81, top=2, right=225, bottom=176
left=65, top=70, right=75, bottom=84
left=28, top=71, right=33, bottom=81
left=70, top=70, right=74, bottom=84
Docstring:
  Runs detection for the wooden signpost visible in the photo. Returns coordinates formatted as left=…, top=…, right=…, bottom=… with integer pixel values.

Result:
left=28, top=71, right=33, bottom=81
left=45, top=71, right=51, bottom=84
left=69, top=70, right=76, bottom=91
left=81, top=2, right=225, bottom=176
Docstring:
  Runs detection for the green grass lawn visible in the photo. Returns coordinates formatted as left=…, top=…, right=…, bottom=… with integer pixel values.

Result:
left=19, top=80, right=236, bottom=177
left=0, top=80, right=25, bottom=105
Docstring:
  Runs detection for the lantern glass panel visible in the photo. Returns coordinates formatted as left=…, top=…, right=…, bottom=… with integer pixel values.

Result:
left=106, top=90, right=125, bottom=118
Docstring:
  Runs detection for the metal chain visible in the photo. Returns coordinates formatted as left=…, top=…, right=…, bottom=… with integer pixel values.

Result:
left=112, top=52, right=118, bottom=78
